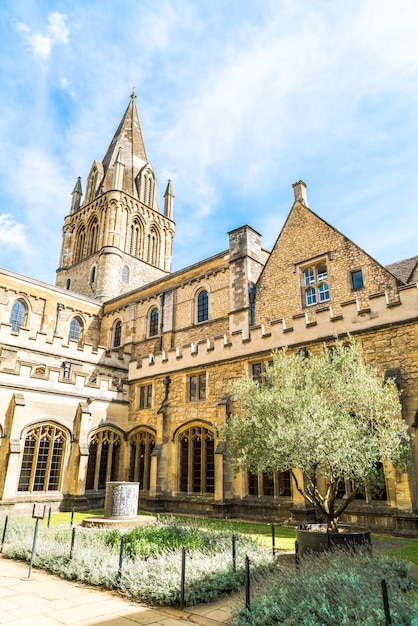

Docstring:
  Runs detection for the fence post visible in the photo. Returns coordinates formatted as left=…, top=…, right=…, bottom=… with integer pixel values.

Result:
left=381, top=578, right=391, bottom=625
left=245, top=555, right=251, bottom=613
left=180, top=546, right=186, bottom=610
left=70, top=508, right=75, bottom=527
left=271, top=524, right=276, bottom=558
left=117, top=534, right=125, bottom=581
left=69, top=527, right=76, bottom=560
left=232, top=534, right=237, bottom=572
left=0, top=516, right=8, bottom=553
left=47, top=507, right=51, bottom=528
left=28, top=518, right=40, bottom=578
left=295, top=540, right=300, bottom=570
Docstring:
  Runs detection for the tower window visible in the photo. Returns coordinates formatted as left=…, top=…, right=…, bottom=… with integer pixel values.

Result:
left=91, top=266, right=96, bottom=284
left=10, top=299, right=27, bottom=333
left=66, top=279, right=71, bottom=290
left=149, top=307, right=159, bottom=337
left=122, top=265, right=130, bottom=283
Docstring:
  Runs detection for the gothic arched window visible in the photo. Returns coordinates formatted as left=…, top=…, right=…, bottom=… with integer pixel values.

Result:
left=10, top=299, right=27, bottom=332
left=113, top=320, right=122, bottom=348
left=74, top=226, right=86, bottom=263
left=149, top=307, right=159, bottom=337
left=179, top=425, right=215, bottom=494
left=18, top=423, right=67, bottom=492
left=69, top=317, right=83, bottom=343
left=85, top=429, right=121, bottom=490
left=197, top=290, right=209, bottom=323
left=129, top=429, right=155, bottom=490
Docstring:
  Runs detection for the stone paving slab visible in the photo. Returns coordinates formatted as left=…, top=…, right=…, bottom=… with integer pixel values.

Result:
left=0, top=556, right=237, bottom=625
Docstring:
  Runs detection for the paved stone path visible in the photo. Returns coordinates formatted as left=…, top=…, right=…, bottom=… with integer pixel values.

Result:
left=0, top=556, right=239, bottom=625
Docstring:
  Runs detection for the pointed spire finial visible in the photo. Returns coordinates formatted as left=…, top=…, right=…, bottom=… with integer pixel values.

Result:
left=131, top=85, right=136, bottom=100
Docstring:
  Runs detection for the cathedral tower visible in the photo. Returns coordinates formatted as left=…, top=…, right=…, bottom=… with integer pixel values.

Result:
left=56, top=93, right=175, bottom=301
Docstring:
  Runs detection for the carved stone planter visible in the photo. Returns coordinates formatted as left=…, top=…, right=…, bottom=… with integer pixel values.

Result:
left=296, top=523, right=371, bottom=556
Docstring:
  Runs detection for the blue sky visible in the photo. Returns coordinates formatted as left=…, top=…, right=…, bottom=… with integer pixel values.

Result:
left=0, top=0, right=417, bottom=284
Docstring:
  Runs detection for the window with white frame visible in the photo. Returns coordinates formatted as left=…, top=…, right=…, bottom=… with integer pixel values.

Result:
left=302, top=261, right=330, bottom=307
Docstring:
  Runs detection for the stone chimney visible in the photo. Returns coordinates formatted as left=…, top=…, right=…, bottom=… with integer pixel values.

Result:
left=292, top=180, right=309, bottom=207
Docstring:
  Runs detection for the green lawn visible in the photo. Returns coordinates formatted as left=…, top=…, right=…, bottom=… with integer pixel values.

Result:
left=42, top=510, right=418, bottom=564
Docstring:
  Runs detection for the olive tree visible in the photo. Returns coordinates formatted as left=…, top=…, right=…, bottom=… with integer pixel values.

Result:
left=224, top=337, right=410, bottom=531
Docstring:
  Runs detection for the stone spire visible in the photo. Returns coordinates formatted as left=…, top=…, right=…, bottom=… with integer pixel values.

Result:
left=99, top=91, right=150, bottom=199
left=163, top=179, right=174, bottom=220
left=70, top=177, right=83, bottom=214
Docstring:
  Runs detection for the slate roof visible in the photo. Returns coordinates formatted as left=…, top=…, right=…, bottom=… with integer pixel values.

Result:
left=385, top=255, right=418, bottom=285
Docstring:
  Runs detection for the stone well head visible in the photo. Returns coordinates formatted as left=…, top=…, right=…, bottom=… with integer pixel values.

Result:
left=104, top=481, right=139, bottom=520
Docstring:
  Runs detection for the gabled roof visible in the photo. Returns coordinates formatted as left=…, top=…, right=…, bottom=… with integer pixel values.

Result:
left=385, top=255, right=418, bottom=285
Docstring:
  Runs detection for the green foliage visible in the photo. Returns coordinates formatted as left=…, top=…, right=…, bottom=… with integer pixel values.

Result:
left=1, top=516, right=273, bottom=606
left=225, top=336, right=410, bottom=528
left=232, top=552, right=418, bottom=625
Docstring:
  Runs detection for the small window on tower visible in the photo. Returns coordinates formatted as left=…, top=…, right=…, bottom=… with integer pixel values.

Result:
left=122, top=265, right=130, bottom=283
left=91, top=266, right=96, bottom=284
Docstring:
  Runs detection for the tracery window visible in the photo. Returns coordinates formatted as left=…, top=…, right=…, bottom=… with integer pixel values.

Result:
left=149, top=307, right=159, bottom=337
left=302, top=261, right=330, bottom=307
left=129, top=429, right=155, bottom=490
left=10, top=299, right=27, bottom=332
left=87, top=218, right=99, bottom=256
left=113, top=320, right=122, bottom=348
left=69, top=317, right=83, bottom=343
left=179, top=425, right=215, bottom=494
left=18, top=424, right=67, bottom=492
left=85, top=429, right=121, bottom=490
left=197, top=290, right=208, bottom=323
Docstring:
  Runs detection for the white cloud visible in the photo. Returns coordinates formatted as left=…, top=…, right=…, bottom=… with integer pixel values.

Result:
left=17, top=11, right=69, bottom=60
left=0, top=214, right=27, bottom=250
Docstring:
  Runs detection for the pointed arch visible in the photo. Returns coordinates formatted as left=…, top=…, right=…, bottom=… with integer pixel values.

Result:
left=128, top=427, right=156, bottom=490
left=112, top=319, right=122, bottom=348
left=85, top=428, right=122, bottom=490
left=18, top=422, right=69, bottom=492
left=10, top=298, right=29, bottom=333
left=68, top=316, right=84, bottom=344
left=86, top=215, right=99, bottom=256
left=146, top=225, right=160, bottom=266
left=74, top=224, right=86, bottom=263
left=127, top=216, right=144, bottom=257
left=177, top=422, right=215, bottom=495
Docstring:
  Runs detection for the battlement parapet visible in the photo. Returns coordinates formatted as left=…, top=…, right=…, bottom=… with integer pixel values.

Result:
left=129, top=284, right=418, bottom=379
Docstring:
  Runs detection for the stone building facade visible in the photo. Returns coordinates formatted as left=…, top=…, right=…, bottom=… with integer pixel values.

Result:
left=1, top=95, right=417, bottom=534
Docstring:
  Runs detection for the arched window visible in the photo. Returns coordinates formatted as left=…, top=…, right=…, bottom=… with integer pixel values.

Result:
left=18, top=424, right=67, bottom=492
left=129, top=429, right=155, bottom=490
left=10, top=299, right=27, bottom=332
left=128, top=219, right=142, bottom=257
left=69, top=317, right=83, bottom=343
left=179, top=425, right=215, bottom=494
left=122, top=265, right=130, bottom=283
left=197, top=290, right=209, bottom=323
left=149, top=307, right=159, bottom=337
left=85, top=429, right=121, bottom=490
left=146, top=226, right=159, bottom=265
left=87, top=218, right=99, bottom=256
left=74, top=226, right=86, bottom=263
left=90, top=266, right=96, bottom=284
left=113, top=320, right=122, bottom=348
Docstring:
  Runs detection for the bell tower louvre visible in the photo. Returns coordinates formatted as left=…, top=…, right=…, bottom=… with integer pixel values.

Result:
left=56, top=92, right=175, bottom=302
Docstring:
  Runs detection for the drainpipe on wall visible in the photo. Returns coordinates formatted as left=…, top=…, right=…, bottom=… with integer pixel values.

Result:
left=159, top=292, right=165, bottom=351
